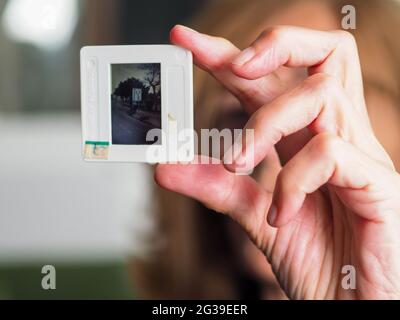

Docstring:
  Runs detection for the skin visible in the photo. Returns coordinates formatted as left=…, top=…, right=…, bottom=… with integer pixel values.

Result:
left=154, top=22, right=400, bottom=299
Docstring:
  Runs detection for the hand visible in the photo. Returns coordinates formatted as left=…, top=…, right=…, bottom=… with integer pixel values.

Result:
left=155, top=25, right=400, bottom=299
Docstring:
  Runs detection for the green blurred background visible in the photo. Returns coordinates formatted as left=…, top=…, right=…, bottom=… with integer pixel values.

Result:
left=0, top=0, right=206, bottom=299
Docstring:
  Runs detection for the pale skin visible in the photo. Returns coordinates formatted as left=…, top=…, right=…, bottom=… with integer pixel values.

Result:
left=155, top=24, right=400, bottom=299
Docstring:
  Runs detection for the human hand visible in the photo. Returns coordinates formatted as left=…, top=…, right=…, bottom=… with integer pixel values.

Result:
left=155, top=25, right=400, bottom=299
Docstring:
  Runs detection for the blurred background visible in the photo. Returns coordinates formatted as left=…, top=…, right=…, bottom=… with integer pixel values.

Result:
left=0, top=0, right=207, bottom=299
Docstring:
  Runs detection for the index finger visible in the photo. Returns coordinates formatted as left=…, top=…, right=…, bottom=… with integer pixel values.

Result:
left=170, top=25, right=286, bottom=113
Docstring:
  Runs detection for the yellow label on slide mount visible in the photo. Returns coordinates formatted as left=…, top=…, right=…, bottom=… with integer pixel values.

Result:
left=84, top=141, right=110, bottom=160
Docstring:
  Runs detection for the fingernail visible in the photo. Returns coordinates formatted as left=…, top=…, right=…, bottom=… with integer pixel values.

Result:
left=267, top=204, right=278, bottom=226
left=232, top=47, right=255, bottom=66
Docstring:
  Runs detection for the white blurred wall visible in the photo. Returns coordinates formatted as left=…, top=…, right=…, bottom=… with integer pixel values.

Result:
left=0, top=114, right=155, bottom=264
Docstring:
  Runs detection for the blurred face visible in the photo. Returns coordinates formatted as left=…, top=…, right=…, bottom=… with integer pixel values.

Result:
left=211, top=0, right=400, bottom=299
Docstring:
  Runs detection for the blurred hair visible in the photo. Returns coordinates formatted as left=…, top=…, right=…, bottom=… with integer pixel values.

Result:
left=131, top=0, right=400, bottom=299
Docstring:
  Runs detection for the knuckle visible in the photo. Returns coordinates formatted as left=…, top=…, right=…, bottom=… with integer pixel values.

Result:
left=217, top=36, right=233, bottom=48
left=206, top=37, right=235, bottom=71
left=310, top=133, right=341, bottom=159
left=259, top=26, right=286, bottom=43
left=304, top=73, right=341, bottom=94
left=332, top=30, right=358, bottom=51
left=336, top=30, right=356, bottom=43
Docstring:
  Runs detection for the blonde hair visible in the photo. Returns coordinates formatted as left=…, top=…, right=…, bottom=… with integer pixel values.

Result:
left=132, top=0, right=400, bottom=299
